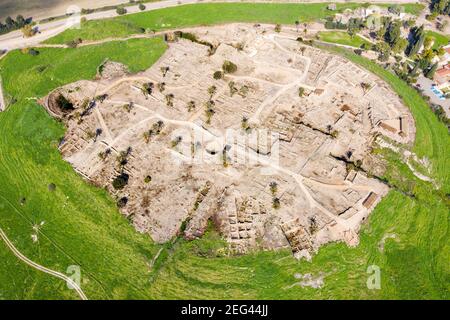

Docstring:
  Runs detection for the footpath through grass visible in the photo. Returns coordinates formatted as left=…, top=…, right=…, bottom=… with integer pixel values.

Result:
left=45, top=2, right=424, bottom=44
left=0, top=7, right=448, bottom=299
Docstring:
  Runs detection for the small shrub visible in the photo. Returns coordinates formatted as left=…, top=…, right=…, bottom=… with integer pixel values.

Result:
left=28, top=48, right=39, bottom=56
left=139, top=3, right=146, bottom=11
left=66, top=38, right=82, bottom=48
left=48, top=183, right=56, bottom=192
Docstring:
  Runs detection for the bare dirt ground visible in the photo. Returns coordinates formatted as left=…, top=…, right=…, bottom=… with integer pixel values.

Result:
left=41, top=23, right=415, bottom=259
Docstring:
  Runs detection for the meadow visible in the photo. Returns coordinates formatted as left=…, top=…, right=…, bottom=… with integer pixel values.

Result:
left=317, top=31, right=372, bottom=48
left=45, top=2, right=424, bottom=44
left=0, top=2, right=448, bottom=300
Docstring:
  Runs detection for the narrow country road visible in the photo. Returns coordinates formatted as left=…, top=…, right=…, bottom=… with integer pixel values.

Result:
left=0, top=226, right=88, bottom=300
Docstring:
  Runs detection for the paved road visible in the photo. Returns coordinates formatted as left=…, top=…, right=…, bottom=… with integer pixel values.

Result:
left=0, top=0, right=421, bottom=51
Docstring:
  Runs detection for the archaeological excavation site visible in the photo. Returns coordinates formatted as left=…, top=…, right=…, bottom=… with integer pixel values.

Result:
left=41, top=24, right=415, bottom=260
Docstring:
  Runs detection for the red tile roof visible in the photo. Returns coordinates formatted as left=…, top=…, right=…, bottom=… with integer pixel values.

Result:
left=436, top=64, right=450, bottom=78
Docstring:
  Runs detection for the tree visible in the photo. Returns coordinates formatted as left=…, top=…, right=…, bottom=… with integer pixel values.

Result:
left=187, top=101, right=195, bottom=112
left=423, top=36, right=435, bottom=50
left=112, top=173, right=129, bottom=190
left=205, top=101, right=215, bottom=124
left=385, top=20, right=401, bottom=46
left=376, top=18, right=389, bottom=40
left=116, top=7, right=127, bottom=15
left=300, top=47, right=306, bottom=56
left=425, top=63, right=438, bottom=79
left=208, top=85, right=217, bottom=99
left=5, top=17, right=14, bottom=28
left=241, top=116, right=250, bottom=131
left=388, top=5, right=402, bottom=15
left=117, top=197, right=128, bottom=208
left=213, top=71, right=223, bottom=80
left=272, top=197, right=281, bottom=209
left=160, top=66, right=169, bottom=77
left=392, top=38, right=408, bottom=54
left=165, top=93, right=174, bottom=107
left=228, top=81, right=238, bottom=96
left=375, top=41, right=391, bottom=61
left=142, top=82, right=154, bottom=97
left=143, top=131, right=150, bottom=143
left=406, top=25, right=425, bottom=57
left=298, top=87, right=305, bottom=97
left=171, top=136, right=182, bottom=148
left=21, top=24, right=35, bottom=38
left=222, top=60, right=237, bottom=74
left=361, top=82, right=371, bottom=94
left=269, top=181, right=278, bottom=195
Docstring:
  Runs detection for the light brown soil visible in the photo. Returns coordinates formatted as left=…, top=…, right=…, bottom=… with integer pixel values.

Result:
left=42, top=24, right=415, bottom=259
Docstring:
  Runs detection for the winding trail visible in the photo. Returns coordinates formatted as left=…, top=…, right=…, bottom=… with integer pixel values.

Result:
left=0, top=226, right=88, bottom=300
left=0, top=76, right=5, bottom=111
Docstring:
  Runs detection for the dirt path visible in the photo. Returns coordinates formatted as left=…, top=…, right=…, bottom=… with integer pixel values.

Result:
left=106, top=99, right=354, bottom=229
left=0, top=76, right=6, bottom=111
left=247, top=34, right=312, bottom=124
left=0, top=226, right=88, bottom=300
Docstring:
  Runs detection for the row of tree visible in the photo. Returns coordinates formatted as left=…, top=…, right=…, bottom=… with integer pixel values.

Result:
left=0, top=15, right=32, bottom=35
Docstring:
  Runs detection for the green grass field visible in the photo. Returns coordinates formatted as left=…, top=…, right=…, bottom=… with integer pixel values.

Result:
left=45, top=2, right=424, bottom=44
left=317, top=31, right=372, bottom=48
left=425, top=31, right=450, bottom=50
left=0, top=3, right=448, bottom=300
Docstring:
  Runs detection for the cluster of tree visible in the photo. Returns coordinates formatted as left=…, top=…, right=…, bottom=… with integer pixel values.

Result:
left=347, top=18, right=365, bottom=36
left=0, top=15, right=32, bottom=35
left=430, top=103, right=450, bottom=131
left=406, top=25, right=426, bottom=57
left=324, top=16, right=349, bottom=30
left=324, top=16, right=365, bottom=37
left=429, top=0, right=450, bottom=17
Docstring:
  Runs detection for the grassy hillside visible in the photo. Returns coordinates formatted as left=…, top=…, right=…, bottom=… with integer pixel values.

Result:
left=0, top=4, right=448, bottom=300
left=0, top=38, right=167, bottom=299
left=45, top=2, right=424, bottom=44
